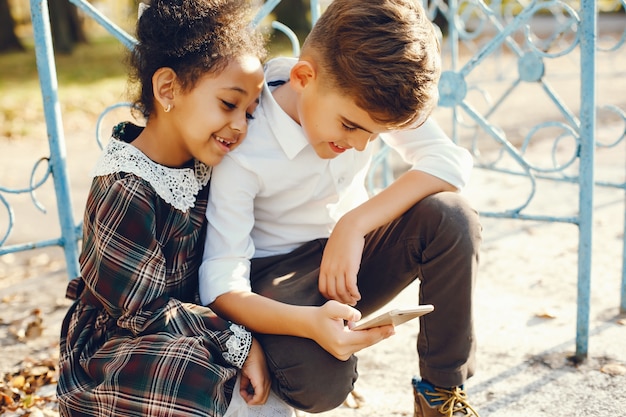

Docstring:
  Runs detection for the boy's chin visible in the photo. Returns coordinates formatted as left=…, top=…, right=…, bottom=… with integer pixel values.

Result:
left=312, top=144, right=342, bottom=159
left=317, top=151, right=340, bottom=160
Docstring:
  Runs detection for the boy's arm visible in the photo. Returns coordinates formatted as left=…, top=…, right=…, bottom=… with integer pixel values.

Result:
left=382, top=118, right=473, bottom=191
left=199, top=155, right=258, bottom=306
left=320, top=118, right=473, bottom=305
left=319, top=170, right=454, bottom=305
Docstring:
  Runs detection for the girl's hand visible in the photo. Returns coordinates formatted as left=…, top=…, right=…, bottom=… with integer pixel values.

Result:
left=310, top=300, right=395, bottom=361
left=319, top=221, right=364, bottom=306
left=239, top=338, right=271, bottom=405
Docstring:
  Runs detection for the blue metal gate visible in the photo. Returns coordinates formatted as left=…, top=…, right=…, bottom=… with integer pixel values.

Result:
left=0, top=0, right=624, bottom=360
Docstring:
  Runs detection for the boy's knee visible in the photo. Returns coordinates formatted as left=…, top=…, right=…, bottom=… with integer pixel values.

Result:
left=422, top=192, right=480, bottom=235
left=411, top=192, right=482, bottom=254
left=280, top=357, right=357, bottom=412
left=264, top=335, right=358, bottom=413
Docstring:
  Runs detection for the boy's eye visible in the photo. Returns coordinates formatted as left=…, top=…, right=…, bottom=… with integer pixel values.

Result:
left=342, top=123, right=357, bottom=132
left=246, top=112, right=255, bottom=120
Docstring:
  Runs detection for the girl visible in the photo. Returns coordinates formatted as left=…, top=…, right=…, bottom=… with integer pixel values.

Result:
left=57, top=0, right=267, bottom=415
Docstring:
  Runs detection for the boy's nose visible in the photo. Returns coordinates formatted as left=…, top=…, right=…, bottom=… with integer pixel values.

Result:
left=349, top=137, right=369, bottom=152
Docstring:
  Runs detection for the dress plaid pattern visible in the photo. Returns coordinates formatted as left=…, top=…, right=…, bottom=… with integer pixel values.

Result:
left=57, top=124, right=250, bottom=417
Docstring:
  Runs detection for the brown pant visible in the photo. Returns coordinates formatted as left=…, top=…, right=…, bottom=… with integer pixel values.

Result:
left=250, top=192, right=482, bottom=413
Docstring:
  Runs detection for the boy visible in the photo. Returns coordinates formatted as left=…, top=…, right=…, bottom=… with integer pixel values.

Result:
left=199, top=0, right=482, bottom=416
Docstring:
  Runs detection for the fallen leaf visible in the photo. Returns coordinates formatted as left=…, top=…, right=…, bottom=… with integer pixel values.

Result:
left=9, top=375, right=26, bottom=390
left=8, top=310, right=44, bottom=342
left=535, top=309, right=557, bottom=319
left=22, top=393, right=36, bottom=408
left=0, top=391, right=15, bottom=407
left=24, top=318, right=44, bottom=340
left=0, top=358, right=59, bottom=415
left=600, top=363, right=626, bottom=376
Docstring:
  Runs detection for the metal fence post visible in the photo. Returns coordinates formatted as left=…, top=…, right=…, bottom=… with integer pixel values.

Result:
left=29, top=0, right=80, bottom=279
left=574, top=0, right=597, bottom=361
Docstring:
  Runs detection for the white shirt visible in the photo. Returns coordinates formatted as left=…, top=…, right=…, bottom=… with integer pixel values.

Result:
left=198, top=57, right=473, bottom=305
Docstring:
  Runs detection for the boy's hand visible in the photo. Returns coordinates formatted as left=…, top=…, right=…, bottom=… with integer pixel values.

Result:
left=239, top=338, right=271, bottom=405
left=311, top=300, right=395, bottom=361
left=319, top=224, right=364, bottom=306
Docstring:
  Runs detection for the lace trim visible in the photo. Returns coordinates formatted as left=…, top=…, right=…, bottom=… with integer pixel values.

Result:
left=222, top=324, right=252, bottom=369
left=92, top=139, right=211, bottom=212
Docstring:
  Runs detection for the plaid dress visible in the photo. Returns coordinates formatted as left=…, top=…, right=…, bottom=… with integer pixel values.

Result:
left=57, top=123, right=251, bottom=417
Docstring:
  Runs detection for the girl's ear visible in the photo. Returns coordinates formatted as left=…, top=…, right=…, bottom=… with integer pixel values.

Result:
left=289, top=60, right=317, bottom=92
left=153, top=67, right=177, bottom=112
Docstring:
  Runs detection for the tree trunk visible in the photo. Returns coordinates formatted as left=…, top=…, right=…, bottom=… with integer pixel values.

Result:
left=273, top=0, right=311, bottom=40
left=0, top=0, right=24, bottom=52
left=49, top=0, right=87, bottom=54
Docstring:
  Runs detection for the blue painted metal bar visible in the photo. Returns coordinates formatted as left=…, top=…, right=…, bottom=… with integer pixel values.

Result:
left=575, top=0, right=596, bottom=360
left=0, top=156, right=53, bottom=250
left=271, top=21, right=300, bottom=57
left=253, top=0, right=282, bottom=27
left=311, top=0, right=322, bottom=24
left=67, top=0, right=136, bottom=49
left=29, top=0, right=80, bottom=279
left=445, top=0, right=461, bottom=143
left=0, top=237, right=65, bottom=254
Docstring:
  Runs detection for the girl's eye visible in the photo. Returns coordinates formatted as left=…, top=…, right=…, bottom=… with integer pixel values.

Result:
left=342, top=123, right=357, bottom=132
left=222, top=100, right=236, bottom=110
left=224, top=99, right=256, bottom=121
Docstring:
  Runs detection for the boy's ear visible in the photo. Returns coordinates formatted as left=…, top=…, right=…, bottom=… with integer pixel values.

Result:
left=153, top=67, right=177, bottom=112
left=289, top=60, right=317, bottom=92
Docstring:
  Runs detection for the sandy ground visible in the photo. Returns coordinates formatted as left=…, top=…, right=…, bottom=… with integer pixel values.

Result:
left=2, top=23, right=626, bottom=416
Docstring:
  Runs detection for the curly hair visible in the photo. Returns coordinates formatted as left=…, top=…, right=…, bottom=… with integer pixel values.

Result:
left=302, top=0, right=441, bottom=129
left=128, top=0, right=266, bottom=118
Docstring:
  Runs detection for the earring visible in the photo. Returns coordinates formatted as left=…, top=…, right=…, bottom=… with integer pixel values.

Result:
left=164, top=104, right=171, bottom=113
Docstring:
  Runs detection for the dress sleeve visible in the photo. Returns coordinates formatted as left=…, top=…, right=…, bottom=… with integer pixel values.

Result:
left=80, top=176, right=251, bottom=368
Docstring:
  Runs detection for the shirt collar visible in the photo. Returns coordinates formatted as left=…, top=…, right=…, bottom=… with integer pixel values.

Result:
left=261, top=57, right=310, bottom=160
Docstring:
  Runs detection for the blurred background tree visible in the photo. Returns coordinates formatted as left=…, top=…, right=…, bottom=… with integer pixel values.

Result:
left=0, top=0, right=117, bottom=54
left=272, top=0, right=311, bottom=40
left=0, top=0, right=24, bottom=51
left=48, top=0, right=87, bottom=54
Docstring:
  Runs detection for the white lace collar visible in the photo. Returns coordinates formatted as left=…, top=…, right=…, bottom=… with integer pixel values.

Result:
left=92, top=138, right=211, bottom=212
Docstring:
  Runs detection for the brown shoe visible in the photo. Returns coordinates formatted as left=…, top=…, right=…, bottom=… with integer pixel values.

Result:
left=413, top=378, right=480, bottom=417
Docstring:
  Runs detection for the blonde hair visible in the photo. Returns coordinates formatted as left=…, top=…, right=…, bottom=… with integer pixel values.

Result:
left=302, top=0, right=441, bottom=129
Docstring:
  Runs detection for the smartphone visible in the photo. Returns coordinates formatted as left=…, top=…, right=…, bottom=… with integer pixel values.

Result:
left=351, top=305, right=434, bottom=331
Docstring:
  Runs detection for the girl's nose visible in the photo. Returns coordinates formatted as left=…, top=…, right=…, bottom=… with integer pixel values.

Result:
left=231, top=114, right=248, bottom=133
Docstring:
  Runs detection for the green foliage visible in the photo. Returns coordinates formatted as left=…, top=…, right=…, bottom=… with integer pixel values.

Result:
left=0, top=32, right=296, bottom=142
left=1, top=36, right=126, bottom=85
left=0, top=36, right=128, bottom=141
